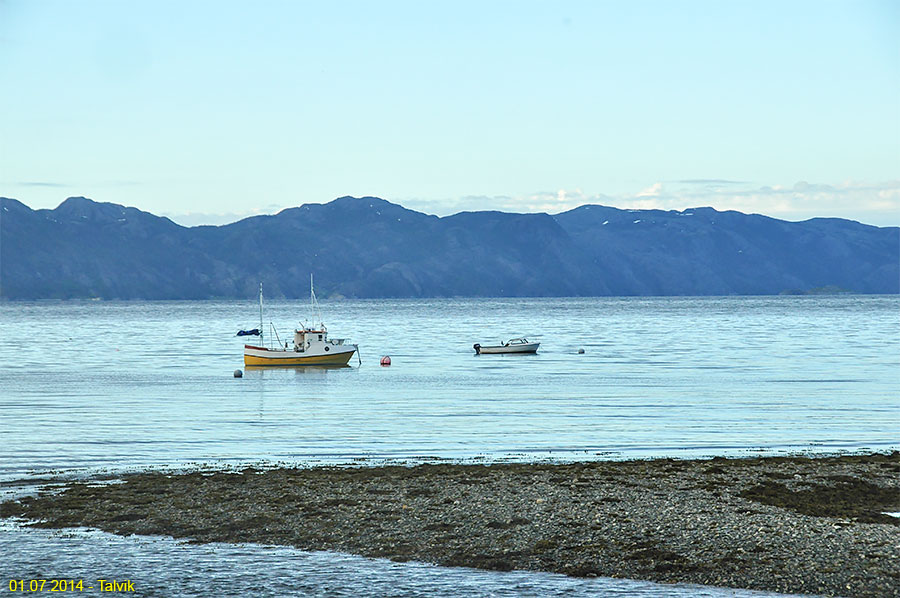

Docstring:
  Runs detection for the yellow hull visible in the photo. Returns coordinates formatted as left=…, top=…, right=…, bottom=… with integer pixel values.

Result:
left=243, top=351, right=355, bottom=367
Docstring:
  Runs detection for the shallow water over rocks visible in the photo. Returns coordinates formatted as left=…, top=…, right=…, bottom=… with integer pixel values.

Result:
left=1, top=522, right=814, bottom=598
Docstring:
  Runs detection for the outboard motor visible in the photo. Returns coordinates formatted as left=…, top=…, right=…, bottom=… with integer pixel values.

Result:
left=473, top=343, right=481, bottom=354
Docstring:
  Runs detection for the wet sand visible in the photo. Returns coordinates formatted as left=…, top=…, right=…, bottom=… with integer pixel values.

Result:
left=2, top=453, right=898, bottom=597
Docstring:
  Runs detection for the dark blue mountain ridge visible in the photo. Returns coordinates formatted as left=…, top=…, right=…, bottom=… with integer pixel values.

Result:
left=1, top=195, right=896, bottom=299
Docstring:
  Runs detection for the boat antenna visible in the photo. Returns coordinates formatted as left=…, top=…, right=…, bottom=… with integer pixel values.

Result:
left=310, top=273, right=323, bottom=329
left=258, top=282, right=264, bottom=346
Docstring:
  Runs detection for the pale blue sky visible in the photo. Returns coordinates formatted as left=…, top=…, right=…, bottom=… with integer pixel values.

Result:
left=2, top=0, right=898, bottom=225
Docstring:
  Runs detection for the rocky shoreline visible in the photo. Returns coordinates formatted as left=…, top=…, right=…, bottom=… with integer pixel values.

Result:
left=3, top=453, right=898, bottom=597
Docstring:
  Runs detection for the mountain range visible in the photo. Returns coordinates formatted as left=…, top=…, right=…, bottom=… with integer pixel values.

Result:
left=1, top=195, right=897, bottom=299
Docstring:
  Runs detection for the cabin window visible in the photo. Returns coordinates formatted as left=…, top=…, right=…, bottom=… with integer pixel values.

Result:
left=318, top=334, right=323, bottom=341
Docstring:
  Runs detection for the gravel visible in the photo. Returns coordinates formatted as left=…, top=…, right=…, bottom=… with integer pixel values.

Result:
left=2, top=453, right=898, bottom=597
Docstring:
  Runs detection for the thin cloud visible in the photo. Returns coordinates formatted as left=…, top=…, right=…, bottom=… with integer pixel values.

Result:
left=164, top=203, right=287, bottom=227
left=157, top=180, right=900, bottom=227
left=613, top=180, right=900, bottom=226
left=426, top=180, right=900, bottom=227
left=636, top=182, right=663, bottom=198
left=675, top=179, right=748, bottom=185
left=16, top=181, right=70, bottom=187
left=400, top=195, right=516, bottom=216
left=456, top=190, right=616, bottom=215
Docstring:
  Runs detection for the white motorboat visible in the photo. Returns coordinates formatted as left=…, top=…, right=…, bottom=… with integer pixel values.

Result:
left=473, top=338, right=540, bottom=355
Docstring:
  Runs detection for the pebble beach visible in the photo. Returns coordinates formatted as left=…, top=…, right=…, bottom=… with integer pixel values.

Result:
left=3, top=453, right=898, bottom=597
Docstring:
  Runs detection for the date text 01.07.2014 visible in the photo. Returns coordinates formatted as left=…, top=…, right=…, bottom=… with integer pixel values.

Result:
left=8, top=579, right=136, bottom=592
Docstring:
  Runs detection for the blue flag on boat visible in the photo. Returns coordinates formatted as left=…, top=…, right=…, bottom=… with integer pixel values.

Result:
left=236, top=328, right=260, bottom=337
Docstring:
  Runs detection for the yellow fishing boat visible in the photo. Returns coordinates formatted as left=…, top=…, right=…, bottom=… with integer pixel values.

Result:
left=240, top=277, right=358, bottom=367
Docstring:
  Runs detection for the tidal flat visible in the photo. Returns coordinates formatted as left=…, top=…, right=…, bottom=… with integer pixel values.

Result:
left=2, top=453, right=898, bottom=598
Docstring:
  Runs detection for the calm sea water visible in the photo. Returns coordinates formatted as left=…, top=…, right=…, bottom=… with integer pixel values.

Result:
left=1, top=295, right=897, bottom=596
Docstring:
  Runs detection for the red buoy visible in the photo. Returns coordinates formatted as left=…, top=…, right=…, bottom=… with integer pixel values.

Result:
left=380, top=356, right=391, bottom=366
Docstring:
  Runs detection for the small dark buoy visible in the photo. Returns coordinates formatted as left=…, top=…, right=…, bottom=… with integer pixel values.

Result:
left=380, top=356, right=391, bottom=366
left=234, top=369, right=243, bottom=378
left=577, top=348, right=585, bottom=354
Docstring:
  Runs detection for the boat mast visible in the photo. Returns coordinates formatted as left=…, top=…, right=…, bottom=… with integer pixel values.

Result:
left=258, top=282, right=264, bottom=346
left=310, top=273, right=323, bottom=330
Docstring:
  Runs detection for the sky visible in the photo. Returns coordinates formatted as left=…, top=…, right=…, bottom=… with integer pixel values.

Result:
left=1, top=0, right=898, bottom=226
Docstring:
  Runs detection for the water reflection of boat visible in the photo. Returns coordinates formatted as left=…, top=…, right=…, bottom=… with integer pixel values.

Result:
left=244, top=364, right=352, bottom=373
left=473, top=338, right=540, bottom=355
left=241, top=277, right=358, bottom=367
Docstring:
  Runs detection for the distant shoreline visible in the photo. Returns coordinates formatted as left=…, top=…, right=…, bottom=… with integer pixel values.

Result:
left=4, top=292, right=899, bottom=303
left=4, top=454, right=898, bottom=596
